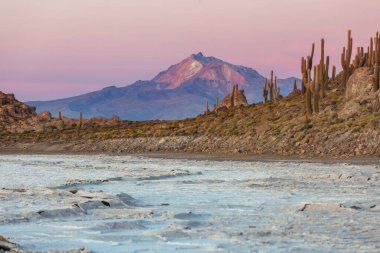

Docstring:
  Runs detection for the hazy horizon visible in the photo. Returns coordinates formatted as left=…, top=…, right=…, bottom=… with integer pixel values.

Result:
left=0, top=0, right=379, bottom=101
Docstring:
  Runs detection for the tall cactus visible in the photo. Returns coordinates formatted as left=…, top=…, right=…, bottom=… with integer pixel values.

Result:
left=312, top=65, right=320, bottom=113
left=306, top=69, right=313, bottom=115
left=332, top=65, right=336, bottom=81
left=205, top=100, right=210, bottom=114
left=274, top=76, right=279, bottom=100
left=213, top=96, right=219, bottom=112
left=230, top=85, right=235, bottom=108
left=301, top=43, right=315, bottom=96
left=323, top=55, right=330, bottom=92
left=320, top=39, right=325, bottom=97
left=301, top=57, right=307, bottom=95
left=308, top=43, right=315, bottom=70
left=374, top=32, right=380, bottom=91
left=263, top=78, right=269, bottom=102
left=269, top=71, right=274, bottom=101
left=293, top=80, right=298, bottom=91
left=341, top=30, right=353, bottom=88
left=368, top=37, right=374, bottom=67
left=302, top=43, right=315, bottom=114
left=76, top=112, right=83, bottom=137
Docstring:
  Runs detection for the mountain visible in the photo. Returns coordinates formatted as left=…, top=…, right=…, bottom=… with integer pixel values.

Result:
left=28, top=52, right=300, bottom=120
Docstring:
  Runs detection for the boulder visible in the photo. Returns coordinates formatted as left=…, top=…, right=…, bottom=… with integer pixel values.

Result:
left=37, top=111, right=52, bottom=122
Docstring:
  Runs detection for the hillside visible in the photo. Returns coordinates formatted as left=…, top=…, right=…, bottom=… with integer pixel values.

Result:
left=1, top=30, right=380, bottom=159
left=1, top=67, right=379, bottom=158
left=28, top=53, right=299, bottom=120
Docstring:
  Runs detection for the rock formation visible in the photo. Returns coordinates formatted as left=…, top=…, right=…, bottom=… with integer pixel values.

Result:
left=0, top=91, right=36, bottom=119
left=0, top=91, right=122, bottom=134
left=341, top=67, right=379, bottom=117
left=220, top=84, right=248, bottom=108
left=287, top=80, right=302, bottom=98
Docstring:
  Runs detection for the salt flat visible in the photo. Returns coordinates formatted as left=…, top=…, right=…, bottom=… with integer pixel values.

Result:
left=0, top=155, right=379, bottom=253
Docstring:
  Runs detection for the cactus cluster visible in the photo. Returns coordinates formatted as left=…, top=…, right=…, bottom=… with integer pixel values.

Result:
left=341, top=31, right=379, bottom=91
left=353, top=47, right=366, bottom=69
left=262, top=71, right=281, bottom=102
left=203, top=30, right=379, bottom=117
left=341, top=30, right=353, bottom=87
left=301, top=43, right=315, bottom=97
left=302, top=38, right=330, bottom=115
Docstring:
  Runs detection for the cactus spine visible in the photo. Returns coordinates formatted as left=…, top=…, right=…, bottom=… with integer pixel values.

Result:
left=341, top=30, right=353, bottom=88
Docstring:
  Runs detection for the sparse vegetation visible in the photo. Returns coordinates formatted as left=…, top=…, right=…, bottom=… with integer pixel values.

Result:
left=1, top=30, right=380, bottom=158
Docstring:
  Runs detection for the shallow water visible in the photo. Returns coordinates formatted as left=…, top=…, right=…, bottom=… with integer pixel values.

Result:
left=0, top=155, right=379, bottom=253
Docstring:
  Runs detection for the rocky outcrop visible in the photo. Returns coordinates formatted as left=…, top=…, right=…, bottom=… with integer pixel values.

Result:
left=287, top=81, right=302, bottom=98
left=0, top=236, right=17, bottom=252
left=287, top=87, right=301, bottom=98
left=0, top=91, right=122, bottom=134
left=220, top=84, right=248, bottom=108
left=345, top=67, right=374, bottom=101
left=0, top=91, right=36, bottom=119
left=341, top=67, right=377, bottom=117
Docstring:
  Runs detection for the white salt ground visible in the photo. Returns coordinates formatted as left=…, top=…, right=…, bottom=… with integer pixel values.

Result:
left=0, top=154, right=379, bottom=253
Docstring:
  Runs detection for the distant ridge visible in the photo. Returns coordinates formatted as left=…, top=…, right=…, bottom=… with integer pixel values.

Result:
left=28, top=53, right=300, bottom=120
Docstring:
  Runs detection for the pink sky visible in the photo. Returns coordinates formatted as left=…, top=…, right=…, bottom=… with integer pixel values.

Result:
left=0, top=0, right=379, bottom=101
